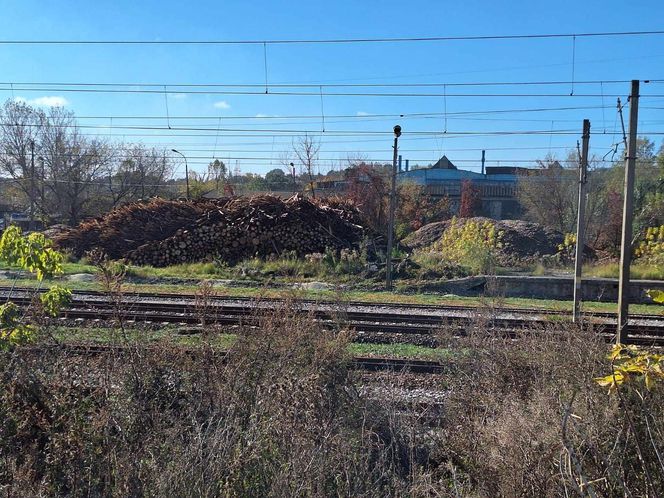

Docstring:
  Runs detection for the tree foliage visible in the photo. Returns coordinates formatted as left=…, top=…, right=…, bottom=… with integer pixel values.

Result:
left=0, top=226, right=69, bottom=350
left=459, top=180, right=482, bottom=218
left=0, top=225, right=63, bottom=281
left=517, top=157, right=577, bottom=233
left=596, top=344, right=664, bottom=393
left=396, top=182, right=450, bottom=237
left=433, top=217, right=502, bottom=274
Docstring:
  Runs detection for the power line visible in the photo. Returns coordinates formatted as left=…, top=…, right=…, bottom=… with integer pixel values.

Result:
left=2, top=79, right=656, bottom=88
left=0, top=152, right=600, bottom=163
left=51, top=104, right=616, bottom=122
left=1, top=30, right=664, bottom=45
left=4, top=86, right=657, bottom=98
left=0, top=122, right=585, bottom=135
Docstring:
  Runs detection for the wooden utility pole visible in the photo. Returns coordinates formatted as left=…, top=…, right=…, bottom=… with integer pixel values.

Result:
left=385, top=125, right=401, bottom=290
left=617, top=80, right=640, bottom=343
left=573, top=119, right=590, bottom=323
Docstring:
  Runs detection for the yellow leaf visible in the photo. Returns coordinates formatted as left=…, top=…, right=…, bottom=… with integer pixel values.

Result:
left=648, top=289, right=664, bottom=305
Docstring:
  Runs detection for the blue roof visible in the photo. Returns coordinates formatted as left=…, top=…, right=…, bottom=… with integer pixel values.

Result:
left=399, top=168, right=485, bottom=184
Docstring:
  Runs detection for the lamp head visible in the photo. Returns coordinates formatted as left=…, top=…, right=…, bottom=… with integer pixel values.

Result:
left=393, top=125, right=402, bottom=137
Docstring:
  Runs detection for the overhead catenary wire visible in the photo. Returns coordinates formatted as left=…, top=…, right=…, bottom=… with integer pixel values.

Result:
left=2, top=85, right=662, bottom=98
left=0, top=150, right=631, bottom=164
left=45, top=104, right=621, bottom=121
left=3, top=78, right=657, bottom=88
left=5, top=122, right=664, bottom=138
left=1, top=29, right=664, bottom=45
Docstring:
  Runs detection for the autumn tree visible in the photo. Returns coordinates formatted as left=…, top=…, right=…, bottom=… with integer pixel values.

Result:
left=459, top=180, right=482, bottom=218
left=396, top=182, right=450, bottom=236
left=517, top=156, right=576, bottom=233
left=344, top=160, right=390, bottom=232
left=595, top=189, right=624, bottom=255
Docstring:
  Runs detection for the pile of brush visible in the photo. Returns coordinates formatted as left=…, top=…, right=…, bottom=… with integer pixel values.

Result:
left=54, top=195, right=374, bottom=267
left=126, top=195, right=369, bottom=267
left=52, top=198, right=230, bottom=259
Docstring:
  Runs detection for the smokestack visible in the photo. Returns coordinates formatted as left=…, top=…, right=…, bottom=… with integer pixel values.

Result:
left=405, top=159, right=409, bottom=172
left=481, top=150, right=486, bottom=175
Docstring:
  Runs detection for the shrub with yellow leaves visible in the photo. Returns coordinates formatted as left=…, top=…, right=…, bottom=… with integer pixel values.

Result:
left=634, top=225, right=664, bottom=263
left=0, top=226, right=69, bottom=350
left=556, top=232, right=577, bottom=265
left=595, top=343, right=664, bottom=393
left=433, top=217, right=503, bottom=274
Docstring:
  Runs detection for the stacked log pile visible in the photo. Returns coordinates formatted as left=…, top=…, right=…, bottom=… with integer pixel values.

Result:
left=52, top=198, right=230, bottom=259
left=125, top=195, right=369, bottom=267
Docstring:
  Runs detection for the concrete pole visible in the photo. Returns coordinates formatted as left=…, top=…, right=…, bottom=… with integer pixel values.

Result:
left=29, top=140, right=35, bottom=231
left=573, top=119, right=590, bottom=322
left=617, top=80, right=640, bottom=343
left=171, top=149, right=190, bottom=199
left=385, top=125, right=401, bottom=290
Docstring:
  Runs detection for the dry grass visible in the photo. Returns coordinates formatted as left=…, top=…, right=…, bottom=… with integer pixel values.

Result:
left=0, top=304, right=422, bottom=497
left=2, top=298, right=664, bottom=496
left=432, top=317, right=664, bottom=496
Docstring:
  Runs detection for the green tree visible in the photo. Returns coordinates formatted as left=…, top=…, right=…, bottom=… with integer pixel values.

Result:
left=265, top=168, right=289, bottom=190
left=208, top=159, right=227, bottom=191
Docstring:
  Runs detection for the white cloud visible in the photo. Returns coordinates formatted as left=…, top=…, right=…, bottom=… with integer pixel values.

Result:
left=356, top=111, right=369, bottom=116
left=14, top=96, right=69, bottom=107
left=213, top=100, right=231, bottom=109
left=255, top=113, right=269, bottom=118
left=171, top=93, right=187, bottom=100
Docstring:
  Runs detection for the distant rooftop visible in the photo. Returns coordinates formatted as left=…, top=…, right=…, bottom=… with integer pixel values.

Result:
left=430, top=155, right=457, bottom=170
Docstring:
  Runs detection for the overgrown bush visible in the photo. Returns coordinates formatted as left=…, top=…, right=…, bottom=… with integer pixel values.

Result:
left=0, top=307, right=420, bottom=496
left=432, top=217, right=502, bottom=274
left=225, top=247, right=368, bottom=281
left=431, top=322, right=664, bottom=496
left=635, top=224, right=664, bottom=265
left=411, top=252, right=470, bottom=280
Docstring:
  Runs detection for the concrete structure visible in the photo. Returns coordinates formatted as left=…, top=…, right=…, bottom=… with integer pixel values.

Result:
left=417, top=275, right=664, bottom=304
left=398, top=156, right=530, bottom=219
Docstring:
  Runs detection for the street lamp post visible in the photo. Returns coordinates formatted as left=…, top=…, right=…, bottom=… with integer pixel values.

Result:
left=171, top=149, right=190, bottom=199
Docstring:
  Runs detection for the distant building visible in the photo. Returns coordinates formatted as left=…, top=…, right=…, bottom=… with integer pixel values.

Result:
left=399, top=155, right=532, bottom=219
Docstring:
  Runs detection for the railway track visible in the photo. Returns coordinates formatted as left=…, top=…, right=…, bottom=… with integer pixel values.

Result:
left=3, top=286, right=664, bottom=345
left=2, top=285, right=662, bottom=322
left=21, top=343, right=447, bottom=374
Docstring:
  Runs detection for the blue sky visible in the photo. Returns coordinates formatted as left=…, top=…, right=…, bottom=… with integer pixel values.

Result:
left=0, top=0, right=663, bottom=176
